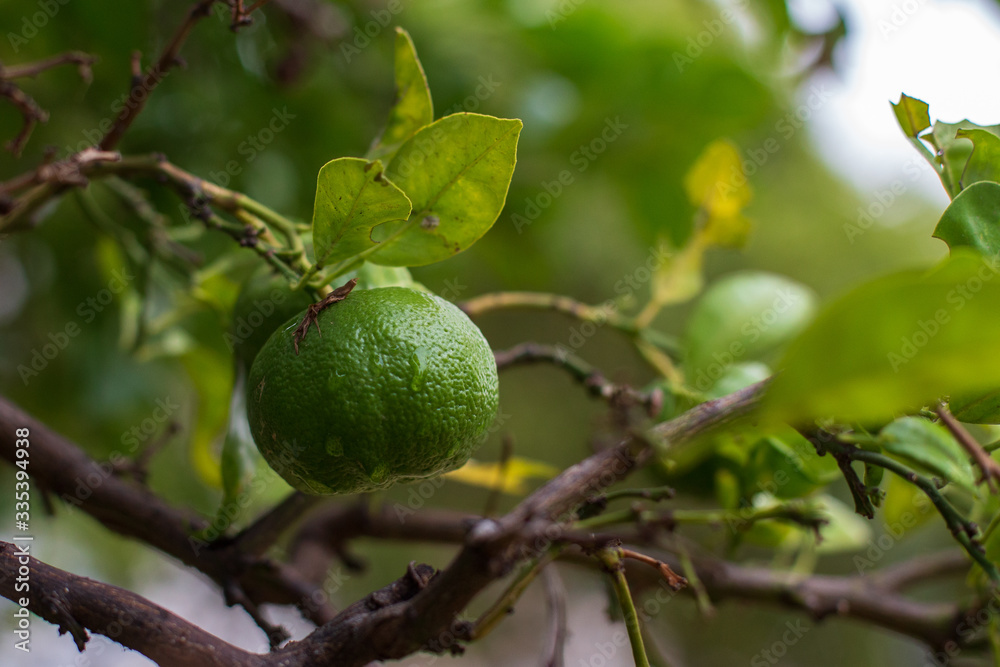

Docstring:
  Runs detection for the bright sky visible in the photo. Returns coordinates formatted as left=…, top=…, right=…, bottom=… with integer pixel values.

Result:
left=793, top=0, right=1000, bottom=204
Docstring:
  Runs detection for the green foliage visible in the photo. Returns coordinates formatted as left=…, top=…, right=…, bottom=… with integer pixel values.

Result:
left=368, top=28, right=434, bottom=162
left=683, top=271, right=816, bottom=388
left=877, top=417, right=975, bottom=491
left=311, top=157, right=412, bottom=269
left=934, top=180, right=1000, bottom=258
left=765, top=251, right=1000, bottom=424
left=370, top=113, right=522, bottom=267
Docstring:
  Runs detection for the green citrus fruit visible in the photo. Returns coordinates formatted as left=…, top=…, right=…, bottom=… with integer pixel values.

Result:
left=230, top=267, right=313, bottom=367
left=247, top=286, right=499, bottom=494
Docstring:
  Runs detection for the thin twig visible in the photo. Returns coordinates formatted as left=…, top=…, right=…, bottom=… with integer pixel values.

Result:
left=542, top=565, right=568, bottom=667
left=99, top=1, right=217, bottom=150
left=937, top=403, right=1000, bottom=492
left=494, top=342, right=659, bottom=415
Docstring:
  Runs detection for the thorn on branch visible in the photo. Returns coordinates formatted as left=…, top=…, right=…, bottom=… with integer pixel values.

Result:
left=292, top=278, right=357, bottom=354
left=43, top=591, right=89, bottom=651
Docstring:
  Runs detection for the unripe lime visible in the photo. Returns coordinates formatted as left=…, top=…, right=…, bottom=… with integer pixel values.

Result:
left=247, top=286, right=499, bottom=494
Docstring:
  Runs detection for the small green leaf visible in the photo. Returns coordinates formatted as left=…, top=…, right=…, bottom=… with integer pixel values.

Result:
left=934, top=180, right=1000, bottom=258
left=891, top=93, right=931, bottom=139
left=951, top=388, right=1000, bottom=424
left=881, top=472, right=934, bottom=535
left=878, top=416, right=975, bottom=490
left=703, top=361, right=772, bottom=400
left=311, top=157, right=412, bottom=268
left=370, top=113, right=522, bottom=267
left=753, top=429, right=840, bottom=499
left=812, top=494, right=873, bottom=554
left=684, top=271, right=817, bottom=391
left=957, top=129, right=1000, bottom=189
left=764, top=251, right=1000, bottom=425
left=368, top=27, right=434, bottom=162
left=923, top=121, right=1000, bottom=198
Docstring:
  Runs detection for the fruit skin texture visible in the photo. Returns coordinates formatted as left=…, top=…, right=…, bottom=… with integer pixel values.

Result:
left=247, top=286, right=499, bottom=495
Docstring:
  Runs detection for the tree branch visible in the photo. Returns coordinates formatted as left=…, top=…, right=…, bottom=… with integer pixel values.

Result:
left=0, top=396, right=336, bottom=627
left=0, top=541, right=265, bottom=667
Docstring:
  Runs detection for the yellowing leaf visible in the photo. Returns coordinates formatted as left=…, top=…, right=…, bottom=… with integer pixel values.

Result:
left=651, top=237, right=706, bottom=307
left=683, top=139, right=752, bottom=220
left=444, top=457, right=561, bottom=495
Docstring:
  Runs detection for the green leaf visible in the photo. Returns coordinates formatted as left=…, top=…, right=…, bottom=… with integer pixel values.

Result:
left=370, top=113, right=522, bottom=267
left=891, top=93, right=930, bottom=139
left=368, top=27, right=434, bottom=162
left=684, top=271, right=817, bottom=391
left=812, top=494, right=873, bottom=554
left=934, top=180, right=1000, bottom=258
left=881, top=472, right=934, bottom=536
left=311, top=158, right=412, bottom=268
left=753, top=429, right=840, bottom=499
left=922, top=121, right=1000, bottom=198
left=878, top=416, right=975, bottom=490
left=951, top=388, right=1000, bottom=425
left=764, top=251, right=1000, bottom=425
left=703, top=361, right=772, bottom=400
left=957, top=129, right=1000, bottom=189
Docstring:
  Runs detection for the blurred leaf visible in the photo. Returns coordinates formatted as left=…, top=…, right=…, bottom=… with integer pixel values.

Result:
left=368, top=27, right=434, bottom=162
left=371, top=113, right=522, bottom=267
left=764, top=251, right=1000, bottom=424
left=957, top=129, right=1000, bottom=189
left=934, top=180, right=1000, bottom=257
left=881, top=471, right=934, bottom=535
left=311, top=157, right=413, bottom=268
left=753, top=429, right=840, bottom=499
left=181, top=349, right=233, bottom=489
left=355, top=262, right=424, bottom=290
left=220, top=365, right=260, bottom=507
left=684, top=271, right=817, bottom=389
left=684, top=139, right=752, bottom=221
left=443, top=456, right=560, bottom=495
left=878, top=416, right=975, bottom=491
left=951, top=388, right=1000, bottom=425
left=703, top=361, right=772, bottom=400
left=650, top=239, right=705, bottom=307
left=813, top=494, right=873, bottom=554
